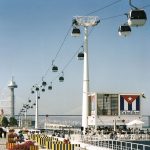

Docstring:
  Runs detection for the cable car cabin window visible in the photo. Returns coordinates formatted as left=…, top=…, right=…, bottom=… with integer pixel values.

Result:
left=130, top=10, right=147, bottom=19
left=119, top=26, right=131, bottom=32
left=78, top=52, right=84, bottom=60
left=96, top=94, right=118, bottom=116
left=72, top=28, right=80, bottom=34
left=59, top=76, right=64, bottom=82
left=48, top=86, right=52, bottom=90
left=52, top=66, right=58, bottom=72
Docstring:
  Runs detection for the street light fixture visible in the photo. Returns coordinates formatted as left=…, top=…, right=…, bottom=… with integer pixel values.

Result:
left=72, top=16, right=100, bottom=134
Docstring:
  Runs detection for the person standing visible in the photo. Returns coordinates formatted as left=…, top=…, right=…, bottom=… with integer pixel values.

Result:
left=0, top=127, right=3, bottom=138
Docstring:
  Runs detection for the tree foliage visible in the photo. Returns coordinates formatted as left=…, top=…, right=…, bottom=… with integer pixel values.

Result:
left=9, top=117, right=18, bottom=127
left=2, top=116, right=9, bottom=127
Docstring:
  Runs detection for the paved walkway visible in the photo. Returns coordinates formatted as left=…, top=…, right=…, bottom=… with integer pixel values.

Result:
left=0, top=138, right=7, bottom=150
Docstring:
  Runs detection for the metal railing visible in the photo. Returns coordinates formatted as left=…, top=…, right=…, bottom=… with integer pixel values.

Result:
left=81, top=137, right=150, bottom=150
left=82, top=139, right=150, bottom=150
left=71, top=134, right=150, bottom=150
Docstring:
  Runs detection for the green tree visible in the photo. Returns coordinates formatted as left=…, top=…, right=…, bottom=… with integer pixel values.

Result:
left=9, top=117, right=18, bottom=127
left=2, top=116, right=9, bottom=127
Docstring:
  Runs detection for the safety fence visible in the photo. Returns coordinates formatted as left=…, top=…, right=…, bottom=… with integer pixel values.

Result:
left=82, top=139, right=150, bottom=150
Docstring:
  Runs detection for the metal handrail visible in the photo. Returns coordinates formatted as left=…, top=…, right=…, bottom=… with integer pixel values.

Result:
left=84, top=139, right=150, bottom=150
left=78, top=136, right=150, bottom=150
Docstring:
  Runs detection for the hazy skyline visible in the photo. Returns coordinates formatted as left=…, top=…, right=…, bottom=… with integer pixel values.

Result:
left=0, top=0, right=150, bottom=116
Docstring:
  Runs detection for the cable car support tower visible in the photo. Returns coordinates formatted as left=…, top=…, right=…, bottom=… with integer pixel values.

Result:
left=72, top=16, right=100, bottom=133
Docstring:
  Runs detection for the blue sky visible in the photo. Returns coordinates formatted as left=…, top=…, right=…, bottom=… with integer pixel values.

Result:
left=0, top=0, right=150, bottom=116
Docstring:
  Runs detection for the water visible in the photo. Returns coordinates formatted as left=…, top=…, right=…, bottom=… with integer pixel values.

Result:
left=24, top=115, right=82, bottom=128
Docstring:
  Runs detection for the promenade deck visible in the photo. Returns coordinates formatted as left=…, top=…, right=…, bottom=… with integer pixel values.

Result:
left=0, top=138, right=7, bottom=150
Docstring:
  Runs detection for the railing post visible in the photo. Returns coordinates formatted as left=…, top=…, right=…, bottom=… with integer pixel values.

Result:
left=143, top=145, right=145, bottom=150
left=120, top=141, right=122, bottom=150
left=131, top=142, right=132, bottom=150
left=112, top=140, right=113, bottom=150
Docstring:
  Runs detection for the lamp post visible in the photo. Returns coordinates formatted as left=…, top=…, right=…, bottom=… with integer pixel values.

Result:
left=23, top=104, right=30, bottom=127
left=18, top=113, right=22, bottom=127
left=72, top=16, right=100, bottom=133
left=20, top=108, right=25, bottom=128
left=34, top=86, right=40, bottom=129
left=45, top=114, right=48, bottom=132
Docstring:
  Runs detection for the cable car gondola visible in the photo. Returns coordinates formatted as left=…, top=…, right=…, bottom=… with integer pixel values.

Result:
left=59, top=76, right=64, bottom=82
left=42, top=81, right=47, bottom=86
left=128, top=9, right=147, bottom=27
left=77, top=52, right=84, bottom=60
left=31, top=90, right=34, bottom=94
left=48, top=85, right=52, bottom=90
left=59, top=72, right=64, bottom=82
left=41, top=88, right=45, bottom=92
left=48, top=82, right=52, bottom=90
left=35, top=87, right=39, bottom=91
left=52, top=65, right=58, bottom=72
left=118, top=24, right=131, bottom=37
left=71, top=27, right=80, bottom=37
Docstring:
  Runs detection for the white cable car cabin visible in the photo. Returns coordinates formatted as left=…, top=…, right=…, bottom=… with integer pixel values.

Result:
left=77, top=52, right=84, bottom=60
left=48, top=85, right=52, bottom=90
left=59, top=76, right=64, bottom=82
left=41, top=88, right=45, bottom=92
left=128, top=9, right=147, bottom=26
left=52, top=65, right=58, bottom=72
left=118, top=24, right=131, bottom=37
left=71, top=27, right=80, bottom=37
left=31, top=90, right=34, bottom=94
left=42, top=81, right=47, bottom=86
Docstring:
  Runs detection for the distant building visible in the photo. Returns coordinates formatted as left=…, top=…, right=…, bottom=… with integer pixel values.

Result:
left=88, top=93, right=142, bottom=128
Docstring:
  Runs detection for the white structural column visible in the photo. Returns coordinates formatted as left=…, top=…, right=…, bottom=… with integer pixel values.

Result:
left=25, top=109, right=27, bottom=127
left=10, top=88, right=15, bottom=116
left=82, top=26, right=89, bottom=129
left=72, top=16, right=99, bottom=133
left=18, top=115, right=21, bottom=127
left=35, top=90, right=38, bottom=129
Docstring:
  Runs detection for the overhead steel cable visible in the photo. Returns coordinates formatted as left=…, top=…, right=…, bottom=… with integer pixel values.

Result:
left=28, top=0, right=142, bottom=98
left=86, top=0, right=123, bottom=15
left=41, top=25, right=72, bottom=81
left=51, top=28, right=95, bottom=82
left=49, top=2, right=150, bottom=82
left=101, top=13, right=124, bottom=21
left=51, top=45, right=84, bottom=82
left=53, top=25, right=72, bottom=63
left=42, top=0, right=124, bottom=81
left=21, top=1, right=149, bottom=115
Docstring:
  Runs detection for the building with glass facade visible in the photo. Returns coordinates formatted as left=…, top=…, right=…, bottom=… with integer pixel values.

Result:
left=88, top=93, right=141, bottom=128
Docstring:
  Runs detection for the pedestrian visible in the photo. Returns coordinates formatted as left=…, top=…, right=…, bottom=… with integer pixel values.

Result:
left=2, top=127, right=7, bottom=138
left=18, top=130, right=24, bottom=143
left=0, top=127, right=3, bottom=138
